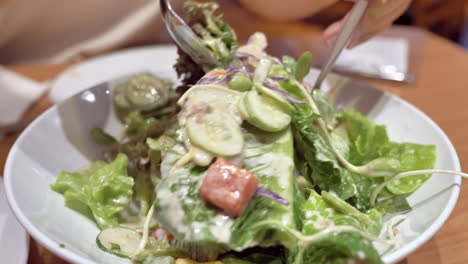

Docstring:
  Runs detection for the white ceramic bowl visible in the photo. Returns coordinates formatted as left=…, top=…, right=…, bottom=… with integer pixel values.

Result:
left=0, top=177, right=29, bottom=264
left=5, top=68, right=461, bottom=264
left=49, top=45, right=178, bottom=104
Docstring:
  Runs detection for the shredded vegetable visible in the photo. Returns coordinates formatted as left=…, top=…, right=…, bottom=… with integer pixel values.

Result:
left=256, top=189, right=290, bottom=206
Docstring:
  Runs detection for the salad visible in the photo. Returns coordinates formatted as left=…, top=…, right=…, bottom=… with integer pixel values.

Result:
left=50, top=2, right=467, bottom=264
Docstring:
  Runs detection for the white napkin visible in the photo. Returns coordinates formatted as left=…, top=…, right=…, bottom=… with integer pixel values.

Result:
left=0, top=66, right=48, bottom=137
left=334, top=37, right=409, bottom=79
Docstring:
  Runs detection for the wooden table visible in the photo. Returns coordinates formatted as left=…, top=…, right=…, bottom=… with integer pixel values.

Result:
left=1, top=24, right=467, bottom=264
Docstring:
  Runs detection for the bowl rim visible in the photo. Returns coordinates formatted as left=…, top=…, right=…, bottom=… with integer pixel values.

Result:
left=4, top=77, right=462, bottom=264
left=49, top=44, right=178, bottom=104
left=4, top=104, right=97, bottom=264
left=0, top=177, right=30, bottom=264
left=379, top=93, right=462, bottom=263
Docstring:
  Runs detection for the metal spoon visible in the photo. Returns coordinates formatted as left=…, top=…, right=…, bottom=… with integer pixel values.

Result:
left=160, top=0, right=218, bottom=67
left=314, top=0, right=369, bottom=89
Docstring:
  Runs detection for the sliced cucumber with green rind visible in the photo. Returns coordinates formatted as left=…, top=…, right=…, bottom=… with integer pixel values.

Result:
left=243, top=90, right=291, bottom=132
left=186, top=112, right=244, bottom=157
left=114, top=85, right=131, bottom=109
left=237, top=93, right=250, bottom=120
left=255, top=84, right=294, bottom=113
left=177, top=84, right=241, bottom=108
left=120, top=217, right=159, bottom=231
left=124, top=73, right=170, bottom=111
left=96, top=227, right=142, bottom=259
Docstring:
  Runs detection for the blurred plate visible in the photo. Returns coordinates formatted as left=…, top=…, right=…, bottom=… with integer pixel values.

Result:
left=49, top=45, right=178, bottom=104
left=0, top=177, right=29, bottom=264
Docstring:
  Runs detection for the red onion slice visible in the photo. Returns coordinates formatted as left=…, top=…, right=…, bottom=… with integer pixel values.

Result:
left=269, top=76, right=289, bottom=82
left=236, top=51, right=260, bottom=61
left=270, top=56, right=284, bottom=67
left=256, top=188, right=290, bottom=206
left=264, top=80, right=307, bottom=104
left=197, top=75, right=223, bottom=84
left=305, top=82, right=315, bottom=92
left=197, top=66, right=242, bottom=85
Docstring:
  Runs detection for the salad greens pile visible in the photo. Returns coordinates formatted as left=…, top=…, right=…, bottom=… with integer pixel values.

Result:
left=174, top=1, right=237, bottom=92
left=51, top=2, right=467, bottom=264
left=51, top=153, right=133, bottom=229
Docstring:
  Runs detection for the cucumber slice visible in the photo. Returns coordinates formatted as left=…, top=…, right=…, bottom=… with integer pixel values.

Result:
left=114, top=85, right=131, bottom=108
left=237, top=93, right=250, bottom=120
left=113, top=85, right=132, bottom=121
left=177, top=85, right=241, bottom=108
left=124, top=73, right=170, bottom=111
left=186, top=112, right=244, bottom=157
left=96, top=227, right=142, bottom=258
left=243, top=91, right=291, bottom=132
left=119, top=215, right=159, bottom=231
left=255, top=84, right=294, bottom=113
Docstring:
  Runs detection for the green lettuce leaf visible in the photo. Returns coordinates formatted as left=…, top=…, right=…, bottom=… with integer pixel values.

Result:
left=381, top=142, right=437, bottom=194
left=300, top=232, right=383, bottom=264
left=311, top=90, right=338, bottom=130
left=302, top=190, right=382, bottom=236
left=90, top=127, right=118, bottom=146
left=343, top=109, right=436, bottom=208
left=147, top=135, right=176, bottom=157
left=269, top=63, right=357, bottom=201
left=126, top=111, right=158, bottom=136
left=174, top=1, right=238, bottom=90
left=292, top=112, right=357, bottom=200
left=131, top=237, right=188, bottom=263
left=154, top=128, right=297, bottom=254
left=51, top=154, right=134, bottom=229
left=375, top=195, right=411, bottom=214
left=230, top=129, right=297, bottom=250
left=297, top=190, right=383, bottom=264
left=134, top=171, right=155, bottom=216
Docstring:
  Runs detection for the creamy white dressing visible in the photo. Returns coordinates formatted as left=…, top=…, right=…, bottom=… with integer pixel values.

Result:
left=246, top=151, right=294, bottom=189
left=209, top=215, right=233, bottom=243
left=237, top=32, right=267, bottom=58
left=181, top=132, right=214, bottom=166
left=98, top=227, right=141, bottom=256
left=176, top=84, right=244, bottom=166
left=157, top=188, right=190, bottom=238
left=305, top=210, right=322, bottom=220
left=314, top=219, right=335, bottom=229
left=192, top=149, right=214, bottom=166
left=306, top=211, right=323, bottom=221
left=156, top=72, right=298, bottom=248
left=225, top=154, right=244, bottom=167
left=191, top=221, right=208, bottom=241
left=160, top=145, right=186, bottom=178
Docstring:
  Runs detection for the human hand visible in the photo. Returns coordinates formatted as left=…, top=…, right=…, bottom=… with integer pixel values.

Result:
left=323, top=0, right=411, bottom=48
left=239, top=0, right=338, bottom=22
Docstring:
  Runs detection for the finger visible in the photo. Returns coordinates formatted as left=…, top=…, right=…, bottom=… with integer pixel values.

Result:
left=348, top=0, right=410, bottom=47
left=239, top=0, right=339, bottom=22
left=323, top=19, right=344, bottom=46
left=322, top=0, right=410, bottom=48
left=349, top=24, right=390, bottom=49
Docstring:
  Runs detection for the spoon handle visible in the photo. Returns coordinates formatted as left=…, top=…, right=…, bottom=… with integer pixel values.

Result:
left=315, top=0, right=368, bottom=89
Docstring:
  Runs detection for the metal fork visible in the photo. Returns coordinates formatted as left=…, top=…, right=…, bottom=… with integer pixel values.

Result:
left=160, top=0, right=218, bottom=66
left=314, top=0, right=369, bottom=89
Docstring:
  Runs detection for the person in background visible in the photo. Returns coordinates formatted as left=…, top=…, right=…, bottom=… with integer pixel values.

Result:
left=0, top=0, right=410, bottom=64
